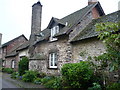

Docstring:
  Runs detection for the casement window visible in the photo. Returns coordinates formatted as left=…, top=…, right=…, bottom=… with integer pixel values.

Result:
left=11, top=60, right=15, bottom=69
left=50, top=26, right=59, bottom=41
left=2, top=61, right=5, bottom=67
left=49, top=52, right=57, bottom=68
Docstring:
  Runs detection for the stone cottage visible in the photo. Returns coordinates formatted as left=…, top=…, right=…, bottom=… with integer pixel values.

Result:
left=28, top=0, right=109, bottom=75
left=2, top=34, right=28, bottom=70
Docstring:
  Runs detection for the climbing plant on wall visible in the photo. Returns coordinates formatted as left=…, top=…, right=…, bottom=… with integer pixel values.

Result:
left=95, top=22, right=120, bottom=71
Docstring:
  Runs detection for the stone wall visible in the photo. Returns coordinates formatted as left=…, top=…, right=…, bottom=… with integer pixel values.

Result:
left=72, top=37, right=106, bottom=62
left=29, top=37, right=74, bottom=75
left=18, top=49, right=29, bottom=59
left=5, top=56, right=19, bottom=71
left=2, top=35, right=28, bottom=70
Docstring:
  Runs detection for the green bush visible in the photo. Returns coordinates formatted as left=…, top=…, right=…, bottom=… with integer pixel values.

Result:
left=2, top=67, right=5, bottom=72
left=34, top=78, right=41, bottom=84
left=11, top=72, right=19, bottom=79
left=41, top=76, right=54, bottom=84
left=22, top=70, right=38, bottom=82
left=61, top=61, right=94, bottom=88
left=106, top=83, right=120, bottom=90
left=18, top=56, right=29, bottom=76
left=88, top=83, right=102, bottom=90
left=37, top=72, right=46, bottom=78
left=44, top=76, right=62, bottom=88
left=2, top=68, right=14, bottom=74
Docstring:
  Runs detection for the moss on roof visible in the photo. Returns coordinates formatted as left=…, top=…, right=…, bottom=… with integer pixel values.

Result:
left=5, top=51, right=18, bottom=58
left=34, top=3, right=99, bottom=45
left=2, top=34, right=28, bottom=47
left=56, top=3, right=98, bottom=36
left=71, top=10, right=120, bottom=42
left=17, top=41, right=29, bottom=51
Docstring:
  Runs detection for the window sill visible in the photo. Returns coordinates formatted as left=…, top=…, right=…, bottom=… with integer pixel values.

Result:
left=48, top=67, right=58, bottom=70
left=49, top=39, right=58, bottom=43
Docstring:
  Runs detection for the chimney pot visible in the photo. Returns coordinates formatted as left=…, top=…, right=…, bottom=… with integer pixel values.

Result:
left=88, top=0, right=98, bottom=5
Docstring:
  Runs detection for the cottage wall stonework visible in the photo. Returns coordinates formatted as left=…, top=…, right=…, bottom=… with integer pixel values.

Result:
left=29, top=37, right=106, bottom=75
left=72, top=37, right=106, bottom=62
left=29, top=37, right=74, bottom=75
left=5, top=56, right=19, bottom=71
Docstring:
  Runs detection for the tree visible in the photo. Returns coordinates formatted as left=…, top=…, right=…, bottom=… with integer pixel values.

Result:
left=18, top=56, right=29, bottom=76
left=95, top=22, right=120, bottom=85
left=95, top=22, right=120, bottom=70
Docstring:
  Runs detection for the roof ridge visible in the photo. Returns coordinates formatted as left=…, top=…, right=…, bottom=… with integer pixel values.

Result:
left=60, top=3, right=97, bottom=21
left=2, top=34, right=28, bottom=47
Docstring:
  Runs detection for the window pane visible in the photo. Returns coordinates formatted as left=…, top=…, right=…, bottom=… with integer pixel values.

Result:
left=51, top=54, right=53, bottom=66
left=12, top=60, right=15, bottom=68
left=51, top=28, right=53, bottom=37
left=56, top=26, right=59, bottom=33
left=54, top=53, right=57, bottom=66
left=49, top=53, right=58, bottom=68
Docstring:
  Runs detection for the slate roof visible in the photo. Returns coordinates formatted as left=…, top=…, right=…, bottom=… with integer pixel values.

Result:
left=71, top=10, right=120, bottom=42
left=55, top=2, right=100, bottom=36
left=16, top=41, right=29, bottom=51
left=2, top=34, right=28, bottom=47
left=5, top=41, right=30, bottom=58
left=35, top=2, right=104, bottom=45
left=5, top=50, right=18, bottom=58
left=5, top=45, right=19, bottom=58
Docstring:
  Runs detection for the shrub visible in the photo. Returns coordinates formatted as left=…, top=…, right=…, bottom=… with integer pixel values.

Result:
left=44, top=79, right=55, bottom=88
left=11, top=72, right=19, bottom=79
left=37, top=72, right=46, bottom=78
left=22, top=70, right=38, bottom=82
left=41, top=76, right=54, bottom=85
left=88, top=83, right=102, bottom=90
left=2, top=67, right=5, bottom=72
left=61, top=61, right=94, bottom=88
left=106, top=83, right=120, bottom=90
left=18, top=56, right=29, bottom=76
left=34, top=78, right=41, bottom=85
left=44, top=77, right=62, bottom=88
left=2, top=68, right=14, bottom=74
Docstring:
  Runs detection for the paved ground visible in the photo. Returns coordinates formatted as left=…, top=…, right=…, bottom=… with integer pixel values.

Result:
left=1, top=72, right=48, bottom=89
left=2, top=77, right=19, bottom=88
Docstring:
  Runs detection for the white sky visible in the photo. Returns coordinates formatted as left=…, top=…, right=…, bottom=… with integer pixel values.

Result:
left=0, top=0, right=119, bottom=44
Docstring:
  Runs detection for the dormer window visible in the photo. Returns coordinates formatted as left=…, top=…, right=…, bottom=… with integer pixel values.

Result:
left=50, top=26, right=59, bottom=41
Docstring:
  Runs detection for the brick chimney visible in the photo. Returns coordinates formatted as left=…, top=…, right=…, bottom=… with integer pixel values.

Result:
left=88, top=0, right=98, bottom=5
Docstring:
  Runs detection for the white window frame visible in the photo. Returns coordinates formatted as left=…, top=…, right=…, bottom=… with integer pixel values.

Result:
left=11, top=60, right=15, bottom=69
left=50, top=26, right=59, bottom=41
left=49, top=52, right=57, bottom=68
left=3, top=61, right=5, bottom=67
